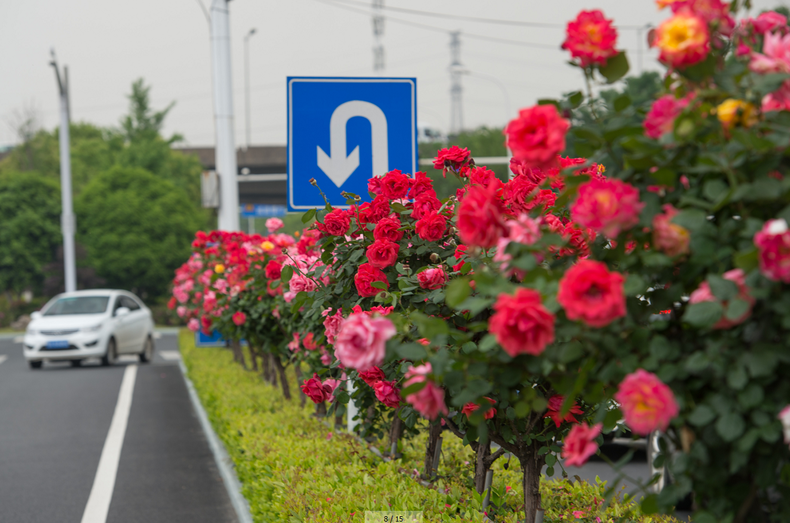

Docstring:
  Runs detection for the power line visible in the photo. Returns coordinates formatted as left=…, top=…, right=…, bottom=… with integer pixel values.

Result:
left=326, top=0, right=647, bottom=30
left=312, top=0, right=558, bottom=50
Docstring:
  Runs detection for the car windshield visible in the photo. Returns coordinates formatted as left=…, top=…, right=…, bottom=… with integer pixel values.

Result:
left=43, top=296, right=110, bottom=316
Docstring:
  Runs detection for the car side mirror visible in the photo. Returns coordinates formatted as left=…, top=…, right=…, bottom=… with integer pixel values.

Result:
left=115, top=307, right=131, bottom=317
left=30, top=311, right=42, bottom=320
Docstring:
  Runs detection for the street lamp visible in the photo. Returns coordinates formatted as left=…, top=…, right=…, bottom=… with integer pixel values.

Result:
left=244, top=28, right=257, bottom=151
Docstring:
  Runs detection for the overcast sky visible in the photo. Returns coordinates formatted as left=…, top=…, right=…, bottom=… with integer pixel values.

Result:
left=1, top=0, right=787, bottom=148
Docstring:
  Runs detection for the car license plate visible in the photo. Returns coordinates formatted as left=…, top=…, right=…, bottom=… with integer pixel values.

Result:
left=46, top=340, right=70, bottom=349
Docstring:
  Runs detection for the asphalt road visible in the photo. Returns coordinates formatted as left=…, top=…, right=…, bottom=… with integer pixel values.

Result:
left=0, top=332, right=237, bottom=523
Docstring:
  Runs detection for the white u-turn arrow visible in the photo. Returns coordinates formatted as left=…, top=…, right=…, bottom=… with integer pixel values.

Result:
left=317, top=100, right=389, bottom=188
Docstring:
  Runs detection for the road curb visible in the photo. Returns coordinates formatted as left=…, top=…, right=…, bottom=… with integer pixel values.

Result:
left=177, top=359, right=254, bottom=523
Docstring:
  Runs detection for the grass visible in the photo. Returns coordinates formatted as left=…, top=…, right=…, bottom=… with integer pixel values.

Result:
left=179, top=330, right=680, bottom=523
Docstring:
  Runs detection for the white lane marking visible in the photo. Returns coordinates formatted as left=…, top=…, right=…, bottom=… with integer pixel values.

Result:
left=0, top=355, right=7, bottom=365
left=158, top=350, right=181, bottom=361
left=13, top=336, right=22, bottom=343
left=80, top=364, right=137, bottom=523
left=153, top=332, right=162, bottom=340
left=116, top=355, right=139, bottom=363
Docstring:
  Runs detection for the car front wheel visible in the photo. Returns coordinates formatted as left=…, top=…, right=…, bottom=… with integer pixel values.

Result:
left=102, top=338, right=117, bottom=367
left=29, top=360, right=42, bottom=370
left=139, top=336, right=154, bottom=363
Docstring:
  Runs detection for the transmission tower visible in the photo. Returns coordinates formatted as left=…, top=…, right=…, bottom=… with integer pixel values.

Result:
left=372, top=0, right=385, bottom=71
left=449, top=31, right=464, bottom=135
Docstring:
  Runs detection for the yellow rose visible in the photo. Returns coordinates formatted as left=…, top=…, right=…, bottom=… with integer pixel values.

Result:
left=261, top=241, right=275, bottom=251
left=716, top=99, right=757, bottom=129
left=214, top=264, right=225, bottom=274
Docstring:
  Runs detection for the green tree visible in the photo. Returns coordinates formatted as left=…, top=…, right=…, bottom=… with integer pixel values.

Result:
left=0, top=171, right=62, bottom=295
left=76, top=166, right=206, bottom=300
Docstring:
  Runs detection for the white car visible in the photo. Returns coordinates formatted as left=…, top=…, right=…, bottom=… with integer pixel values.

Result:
left=24, top=289, right=155, bottom=369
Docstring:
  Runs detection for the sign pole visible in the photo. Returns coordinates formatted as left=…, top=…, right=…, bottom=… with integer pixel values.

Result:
left=210, top=0, right=240, bottom=231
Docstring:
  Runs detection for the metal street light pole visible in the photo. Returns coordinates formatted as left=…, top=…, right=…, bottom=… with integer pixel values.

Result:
left=210, top=0, right=240, bottom=232
left=244, top=28, right=256, bottom=151
left=49, top=50, right=77, bottom=293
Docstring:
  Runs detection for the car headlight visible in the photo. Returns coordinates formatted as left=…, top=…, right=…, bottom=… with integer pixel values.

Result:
left=81, top=323, right=103, bottom=333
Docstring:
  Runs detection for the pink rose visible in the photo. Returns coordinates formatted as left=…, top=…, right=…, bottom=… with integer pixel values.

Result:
left=614, top=369, right=679, bottom=436
left=323, top=378, right=341, bottom=403
left=752, top=11, right=788, bottom=35
left=688, top=268, right=755, bottom=329
left=403, top=363, right=448, bottom=420
left=644, top=94, right=692, bottom=139
left=373, top=380, right=402, bottom=408
left=187, top=318, right=199, bottom=332
left=265, top=217, right=284, bottom=232
left=754, top=218, right=790, bottom=282
left=779, top=405, right=790, bottom=446
left=289, top=273, right=317, bottom=294
left=176, top=306, right=187, bottom=318
left=557, top=260, right=626, bottom=328
left=334, top=312, right=396, bottom=372
left=571, top=178, right=643, bottom=239
left=322, top=308, right=344, bottom=345
left=652, top=204, right=690, bottom=256
left=417, top=266, right=448, bottom=290
left=562, top=422, right=602, bottom=467
left=232, top=311, right=247, bottom=326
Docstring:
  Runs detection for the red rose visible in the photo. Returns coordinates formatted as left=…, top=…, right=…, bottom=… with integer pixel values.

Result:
left=468, top=167, right=503, bottom=193
left=457, top=185, right=507, bottom=249
left=319, top=208, right=351, bottom=236
left=462, top=397, right=497, bottom=420
left=380, top=170, right=412, bottom=200
left=415, top=211, right=447, bottom=242
left=167, top=297, right=177, bottom=310
left=374, top=217, right=404, bottom=243
left=368, top=176, right=383, bottom=195
left=452, top=245, right=468, bottom=272
left=411, top=192, right=441, bottom=220
left=490, top=288, right=555, bottom=357
left=366, top=239, right=399, bottom=269
left=417, top=266, right=447, bottom=290
left=232, top=311, right=247, bottom=326
left=433, top=146, right=470, bottom=174
left=504, top=104, right=570, bottom=170
left=373, top=380, right=402, bottom=408
left=301, top=374, right=333, bottom=404
left=544, top=395, right=584, bottom=428
left=358, top=366, right=386, bottom=387
left=502, top=176, right=539, bottom=215
left=354, top=263, right=389, bottom=297
left=557, top=259, right=625, bottom=327
left=562, top=9, right=619, bottom=67
left=265, top=260, right=282, bottom=280
left=358, top=195, right=391, bottom=225
left=409, top=171, right=434, bottom=199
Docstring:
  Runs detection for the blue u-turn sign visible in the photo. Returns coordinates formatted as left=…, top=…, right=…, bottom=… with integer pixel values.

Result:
left=287, top=77, right=418, bottom=211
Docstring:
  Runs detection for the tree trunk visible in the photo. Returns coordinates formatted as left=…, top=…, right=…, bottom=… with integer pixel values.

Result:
left=248, top=345, right=259, bottom=372
left=388, top=410, right=403, bottom=458
left=423, top=421, right=443, bottom=480
left=315, top=402, right=327, bottom=418
left=231, top=339, right=246, bottom=369
left=260, top=353, right=271, bottom=382
left=294, top=364, right=306, bottom=407
left=272, top=356, right=291, bottom=400
left=474, top=439, right=492, bottom=494
left=334, top=414, right=344, bottom=428
left=519, top=444, right=545, bottom=523
left=270, top=356, right=278, bottom=388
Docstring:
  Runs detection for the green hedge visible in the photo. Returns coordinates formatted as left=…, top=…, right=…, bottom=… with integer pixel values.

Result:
left=179, top=331, right=679, bottom=523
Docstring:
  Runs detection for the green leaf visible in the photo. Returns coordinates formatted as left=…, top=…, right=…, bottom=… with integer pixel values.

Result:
left=401, top=379, right=427, bottom=397
left=726, top=366, right=748, bottom=390
left=672, top=209, right=707, bottom=232
left=613, top=94, right=631, bottom=112
left=412, top=312, right=449, bottom=339
left=558, top=341, right=584, bottom=364
left=734, top=248, right=759, bottom=272
left=682, top=301, right=723, bottom=328
left=598, top=51, right=629, bottom=83
left=640, top=494, right=659, bottom=514
left=545, top=454, right=557, bottom=467
left=725, top=298, right=751, bottom=321
left=371, top=281, right=387, bottom=290
left=707, top=274, right=739, bottom=301
left=716, top=413, right=745, bottom=442
left=623, top=274, right=645, bottom=296
left=649, top=168, right=677, bottom=186
left=396, top=343, right=427, bottom=361
left=568, top=91, right=584, bottom=108
left=689, top=405, right=716, bottom=427
left=445, top=278, right=471, bottom=308
left=301, top=208, right=316, bottom=224
left=280, top=265, right=294, bottom=283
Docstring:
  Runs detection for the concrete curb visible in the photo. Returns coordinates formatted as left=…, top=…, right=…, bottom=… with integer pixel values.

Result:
left=177, top=359, right=254, bottom=523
